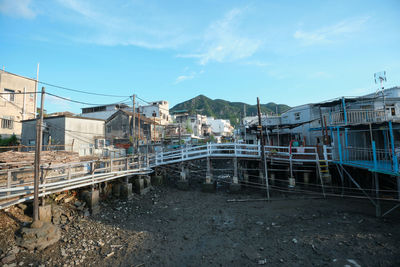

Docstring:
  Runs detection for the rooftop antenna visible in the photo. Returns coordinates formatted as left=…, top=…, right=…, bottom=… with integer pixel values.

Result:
left=374, top=71, right=387, bottom=114
left=374, top=71, right=387, bottom=90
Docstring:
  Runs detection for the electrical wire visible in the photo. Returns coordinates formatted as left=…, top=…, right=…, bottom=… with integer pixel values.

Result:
left=45, top=92, right=130, bottom=106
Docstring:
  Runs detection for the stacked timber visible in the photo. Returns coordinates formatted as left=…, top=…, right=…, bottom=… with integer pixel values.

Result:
left=0, top=151, right=81, bottom=170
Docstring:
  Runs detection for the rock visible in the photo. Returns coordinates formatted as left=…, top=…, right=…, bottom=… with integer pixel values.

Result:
left=31, top=220, right=44, bottom=229
left=17, top=203, right=28, bottom=211
left=18, top=222, right=61, bottom=251
left=292, top=238, right=298, bottom=244
left=61, top=248, right=67, bottom=257
left=1, top=254, right=16, bottom=264
left=11, top=246, right=20, bottom=254
left=258, top=259, right=267, bottom=265
left=74, top=201, right=83, bottom=207
left=256, top=221, right=264, bottom=226
left=106, top=252, right=114, bottom=258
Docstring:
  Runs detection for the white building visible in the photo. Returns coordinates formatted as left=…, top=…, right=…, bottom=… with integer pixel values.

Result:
left=139, top=100, right=170, bottom=126
left=81, top=103, right=131, bottom=120
left=206, top=117, right=233, bottom=137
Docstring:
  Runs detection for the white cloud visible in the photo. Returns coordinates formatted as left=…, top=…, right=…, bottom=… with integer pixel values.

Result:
left=53, top=0, right=191, bottom=49
left=0, top=0, right=35, bottom=19
left=180, top=8, right=262, bottom=65
left=309, top=71, right=332, bottom=79
left=243, top=60, right=270, bottom=67
left=175, top=74, right=195, bottom=84
left=294, top=16, right=369, bottom=46
left=174, top=69, right=205, bottom=84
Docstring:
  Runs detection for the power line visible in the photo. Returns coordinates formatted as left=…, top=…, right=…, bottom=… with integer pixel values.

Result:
left=39, top=81, right=130, bottom=98
left=1, top=70, right=130, bottom=98
left=46, top=92, right=130, bottom=106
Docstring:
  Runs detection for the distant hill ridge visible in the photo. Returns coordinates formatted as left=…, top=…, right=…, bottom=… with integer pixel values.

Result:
left=170, top=95, right=291, bottom=126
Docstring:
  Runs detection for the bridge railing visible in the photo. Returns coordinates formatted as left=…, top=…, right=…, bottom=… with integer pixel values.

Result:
left=0, top=155, right=153, bottom=209
left=155, top=143, right=333, bottom=165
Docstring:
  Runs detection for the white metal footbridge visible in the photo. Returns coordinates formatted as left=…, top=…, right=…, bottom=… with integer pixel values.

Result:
left=0, top=143, right=333, bottom=209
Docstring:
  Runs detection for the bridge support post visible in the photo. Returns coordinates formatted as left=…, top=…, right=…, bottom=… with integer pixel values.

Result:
left=374, top=172, right=381, bottom=217
left=120, top=176, right=133, bottom=200
left=259, top=162, right=264, bottom=185
left=82, top=189, right=100, bottom=215
left=270, top=172, right=275, bottom=186
left=202, top=157, right=215, bottom=192
left=230, top=157, right=241, bottom=193
left=151, top=168, right=163, bottom=186
left=177, top=164, right=189, bottom=190
left=303, top=172, right=310, bottom=188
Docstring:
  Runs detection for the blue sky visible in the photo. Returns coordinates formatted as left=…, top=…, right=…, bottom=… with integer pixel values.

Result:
left=0, top=0, right=399, bottom=113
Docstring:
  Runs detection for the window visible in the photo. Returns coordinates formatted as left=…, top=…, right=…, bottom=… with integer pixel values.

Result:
left=107, top=125, right=111, bottom=133
left=294, top=112, right=301, bottom=120
left=191, top=119, right=195, bottom=123
left=122, top=124, right=127, bottom=132
left=4, top=89, right=15, bottom=102
left=1, top=117, right=13, bottom=129
left=392, top=108, right=396, bottom=116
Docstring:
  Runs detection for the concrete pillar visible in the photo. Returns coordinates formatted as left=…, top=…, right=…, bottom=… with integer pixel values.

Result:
left=112, top=183, right=121, bottom=198
left=230, top=157, right=241, bottom=193
left=82, top=189, right=100, bottom=215
left=151, top=174, right=163, bottom=186
left=270, top=172, right=275, bottom=186
left=304, top=172, right=310, bottom=187
left=177, top=164, right=189, bottom=190
left=38, top=205, right=52, bottom=223
left=120, top=183, right=133, bottom=200
left=243, top=171, right=249, bottom=183
left=134, top=177, right=145, bottom=194
left=202, top=157, right=215, bottom=192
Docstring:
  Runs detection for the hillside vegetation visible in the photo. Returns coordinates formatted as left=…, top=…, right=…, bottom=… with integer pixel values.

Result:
left=170, top=95, right=291, bottom=126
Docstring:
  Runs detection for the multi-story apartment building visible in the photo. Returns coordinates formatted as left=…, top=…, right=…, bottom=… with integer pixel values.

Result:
left=139, top=100, right=170, bottom=126
left=0, top=71, right=36, bottom=138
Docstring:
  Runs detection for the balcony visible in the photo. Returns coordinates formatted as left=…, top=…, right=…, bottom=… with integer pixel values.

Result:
left=329, top=109, right=386, bottom=126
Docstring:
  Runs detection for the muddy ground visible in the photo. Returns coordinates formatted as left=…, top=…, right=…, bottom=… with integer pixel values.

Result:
left=1, top=184, right=400, bottom=267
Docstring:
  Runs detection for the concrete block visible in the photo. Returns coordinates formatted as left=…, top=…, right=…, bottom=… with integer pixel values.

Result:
left=134, top=178, right=144, bottom=194
left=112, top=183, right=121, bottom=197
left=322, top=174, right=332, bottom=184
left=288, top=177, right=296, bottom=188
left=82, top=190, right=99, bottom=214
left=144, top=176, right=152, bottom=187
left=18, top=222, right=61, bottom=251
left=39, top=205, right=52, bottom=223
left=177, top=180, right=189, bottom=191
left=201, top=182, right=215, bottom=193
left=151, top=175, right=163, bottom=186
left=229, top=183, right=241, bottom=193
left=120, top=183, right=133, bottom=200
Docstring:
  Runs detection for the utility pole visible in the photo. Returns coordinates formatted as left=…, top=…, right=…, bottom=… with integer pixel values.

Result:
left=257, top=97, right=270, bottom=201
left=178, top=123, right=182, bottom=146
left=137, top=103, right=141, bottom=148
left=34, top=63, right=39, bottom=117
left=33, top=87, right=45, bottom=222
left=131, top=94, right=136, bottom=153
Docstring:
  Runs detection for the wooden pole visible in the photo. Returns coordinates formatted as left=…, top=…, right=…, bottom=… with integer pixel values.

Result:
left=132, top=94, right=136, bottom=152
left=257, top=97, right=270, bottom=201
left=33, top=87, right=45, bottom=222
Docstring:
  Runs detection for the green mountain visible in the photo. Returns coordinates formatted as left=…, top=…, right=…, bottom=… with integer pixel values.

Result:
left=170, top=95, right=291, bottom=126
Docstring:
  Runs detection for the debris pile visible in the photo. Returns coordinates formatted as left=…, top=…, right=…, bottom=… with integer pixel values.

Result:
left=0, top=150, right=81, bottom=169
